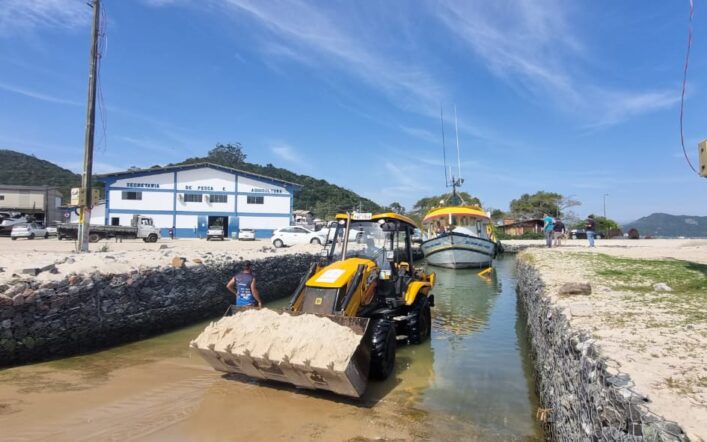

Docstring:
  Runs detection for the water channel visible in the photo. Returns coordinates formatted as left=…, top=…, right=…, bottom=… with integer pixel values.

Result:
left=0, top=255, right=542, bottom=441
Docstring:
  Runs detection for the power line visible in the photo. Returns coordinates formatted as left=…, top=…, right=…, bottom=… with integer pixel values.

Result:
left=679, top=0, right=698, bottom=174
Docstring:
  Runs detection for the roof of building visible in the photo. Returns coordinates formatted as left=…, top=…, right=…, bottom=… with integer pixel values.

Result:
left=96, top=162, right=301, bottom=188
left=0, top=184, right=61, bottom=192
left=422, top=205, right=489, bottom=223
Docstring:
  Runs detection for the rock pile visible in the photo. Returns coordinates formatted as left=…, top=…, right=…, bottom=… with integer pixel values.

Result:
left=0, top=253, right=316, bottom=367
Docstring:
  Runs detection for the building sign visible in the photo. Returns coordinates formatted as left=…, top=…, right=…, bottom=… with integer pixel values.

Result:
left=126, top=182, right=160, bottom=189
left=184, top=185, right=223, bottom=191
left=250, top=187, right=284, bottom=194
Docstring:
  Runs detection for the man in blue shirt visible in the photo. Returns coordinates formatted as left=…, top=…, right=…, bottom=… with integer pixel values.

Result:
left=226, top=261, right=263, bottom=307
left=543, top=212, right=555, bottom=248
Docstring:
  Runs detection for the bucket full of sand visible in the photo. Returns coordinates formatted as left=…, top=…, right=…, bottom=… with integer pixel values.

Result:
left=190, top=308, right=372, bottom=397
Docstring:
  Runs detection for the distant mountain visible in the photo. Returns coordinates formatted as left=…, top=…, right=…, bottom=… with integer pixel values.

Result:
left=623, top=213, right=707, bottom=238
left=0, top=149, right=80, bottom=199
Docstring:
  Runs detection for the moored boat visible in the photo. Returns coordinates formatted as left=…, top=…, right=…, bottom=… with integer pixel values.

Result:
left=421, top=206, right=498, bottom=269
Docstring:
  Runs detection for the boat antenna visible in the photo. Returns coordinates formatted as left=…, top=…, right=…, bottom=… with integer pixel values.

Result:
left=454, top=105, right=462, bottom=184
left=440, top=106, right=449, bottom=187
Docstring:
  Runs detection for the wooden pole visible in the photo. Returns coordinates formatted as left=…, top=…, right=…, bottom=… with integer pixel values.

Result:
left=78, top=0, right=100, bottom=252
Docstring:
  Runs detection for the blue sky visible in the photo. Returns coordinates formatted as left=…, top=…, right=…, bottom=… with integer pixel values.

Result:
left=1, top=0, right=706, bottom=222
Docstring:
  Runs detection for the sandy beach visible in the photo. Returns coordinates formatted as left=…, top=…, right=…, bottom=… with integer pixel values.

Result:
left=519, top=239, right=707, bottom=441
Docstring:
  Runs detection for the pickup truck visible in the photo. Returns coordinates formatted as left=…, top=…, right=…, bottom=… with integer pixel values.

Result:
left=206, top=225, right=225, bottom=241
left=57, top=215, right=161, bottom=243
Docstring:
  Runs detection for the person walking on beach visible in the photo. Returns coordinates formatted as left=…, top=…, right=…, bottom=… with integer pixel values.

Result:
left=552, top=217, right=566, bottom=247
left=543, top=212, right=555, bottom=248
left=585, top=215, right=597, bottom=248
left=226, top=261, right=263, bottom=307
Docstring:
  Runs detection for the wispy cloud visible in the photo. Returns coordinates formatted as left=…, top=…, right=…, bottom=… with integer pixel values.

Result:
left=0, top=81, right=81, bottom=106
left=270, top=142, right=306, bottom=167
left=400, top=125, right=439, bottom=144
left=0, top=0, right=90, bottom=35
left=220, top=0, right=446, bottom=114
left=120, top=136, right=180, bottom=155
left=434, top=0, right=678, bottom=127
left=59, top=161, right=124, bottom=175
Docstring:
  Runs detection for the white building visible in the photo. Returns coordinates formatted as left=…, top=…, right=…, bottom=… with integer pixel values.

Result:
left=74, top=163, right=299, bottom=238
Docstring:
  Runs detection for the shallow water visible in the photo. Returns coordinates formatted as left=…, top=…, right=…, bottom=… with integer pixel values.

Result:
left=0, top=255, right=541, bottom=441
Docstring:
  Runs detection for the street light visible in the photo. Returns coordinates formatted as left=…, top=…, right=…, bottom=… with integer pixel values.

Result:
left=603, top=194, right=609, bottom=238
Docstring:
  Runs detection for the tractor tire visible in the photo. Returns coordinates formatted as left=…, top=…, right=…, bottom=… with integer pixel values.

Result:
left=368, top=319, right=396, bottom=380
left=407, top=296, right=431, bottom=344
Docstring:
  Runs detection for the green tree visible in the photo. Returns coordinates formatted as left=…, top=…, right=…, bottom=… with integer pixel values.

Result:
left=206, top=143, right=247, bottom=167
left=490, top=209, right=506, bottom=222
left=412, top=192, right=481, bottom=216
left=509, top=191, right=580, bottom=219
left=572, top=215, right=619, bottom=234
left=388, top=202, right=405, bottom=214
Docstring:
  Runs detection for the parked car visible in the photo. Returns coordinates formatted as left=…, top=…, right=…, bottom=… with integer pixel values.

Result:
left=238, top=228, right=256, bottom=241
left=206, top=225, right=225, bottom=241
left=271, top=226, right=327, bottom=248
left=320, top=220, right=363, bottom=243
left=11, top=223, right=48, bottom=240
left=570, top=229, right=603, bottom=240
left=411, top=228, right=423, bottom=244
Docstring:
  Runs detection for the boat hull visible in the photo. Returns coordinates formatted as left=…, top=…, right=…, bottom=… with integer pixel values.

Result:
left=421, top=233, right=496, bottom=269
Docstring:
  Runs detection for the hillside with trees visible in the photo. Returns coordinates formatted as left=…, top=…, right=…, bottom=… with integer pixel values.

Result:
left=623, top=213, right=707, bottom=238
left=0, top=149, right=80, bottom=199
left=174, top=143, right=382, bottom=218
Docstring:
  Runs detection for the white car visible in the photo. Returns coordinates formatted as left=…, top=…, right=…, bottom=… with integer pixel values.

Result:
left=238, top=228, right=256, bottom=241
left=11, top=223, right=48, bottom=240
left=45, top=225, right=58, bottom=236
left=206, top=226, right=225, bottom=241
left=271, top=226, right=327, bottom=248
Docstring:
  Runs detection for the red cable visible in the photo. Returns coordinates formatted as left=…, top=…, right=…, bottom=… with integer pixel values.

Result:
left=680, top=0, right=699, bottom=174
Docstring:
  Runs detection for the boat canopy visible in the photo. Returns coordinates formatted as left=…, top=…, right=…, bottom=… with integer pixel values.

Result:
left=335, top=212, right=418, bottom=229
left=422, top=206, right=489, bottom=224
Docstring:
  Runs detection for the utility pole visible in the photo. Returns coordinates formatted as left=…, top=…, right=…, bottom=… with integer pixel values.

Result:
left=603, top=193, right=609, bottom=238
left=78, top=0, right=100, bottom=253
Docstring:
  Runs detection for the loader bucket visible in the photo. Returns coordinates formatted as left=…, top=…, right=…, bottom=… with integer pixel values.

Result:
left=190, top=308, right=372, bottom=398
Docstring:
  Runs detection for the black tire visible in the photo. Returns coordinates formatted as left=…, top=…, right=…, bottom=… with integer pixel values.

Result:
left=310, top=237, right=321, bottom=245
left=273, top=239, right=284, bottom=248
left=29, top=233, right=35, bottom=240
left=89, top=233, right=100, bottom=243
left=369, top=319, right=396, bottom=380
left=44, top=233, right=48, bottom=239
left=149, top=234, right=158, bottom=243
left=11, top=237, right=17, bottom=241
left=407, top=296, right=432, bottom=344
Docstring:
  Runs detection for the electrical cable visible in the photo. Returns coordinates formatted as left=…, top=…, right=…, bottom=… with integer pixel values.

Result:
left=95, top=4, right=108, bottom=153
left=679, top=0, right=698, bottom=174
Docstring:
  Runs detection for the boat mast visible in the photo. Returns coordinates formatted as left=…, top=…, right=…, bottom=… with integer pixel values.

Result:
left=440, top=106, right=449, bottom=188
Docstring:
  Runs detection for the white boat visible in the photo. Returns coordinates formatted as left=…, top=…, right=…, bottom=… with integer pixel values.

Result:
left=420, top=107, right=499, bottom=269
left=421, top=206, right=498, bottom=269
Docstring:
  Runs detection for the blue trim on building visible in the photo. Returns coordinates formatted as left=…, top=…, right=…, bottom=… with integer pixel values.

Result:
left=107, top=208, right=291, bottom=218
left=172, top=172, right=177, bottom=232
left=96, top=162, right=302, bottom=189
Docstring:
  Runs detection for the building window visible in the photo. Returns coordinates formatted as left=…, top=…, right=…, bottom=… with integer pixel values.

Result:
left=122, top=191, right=142, bottom=200
left=247, top=196, right=264, bottom=204
left=111, top=217, right=120, bottom=226
left=184, top=193, right=203, bottom=203
left=0, top=195, right=4, bottom=200
left=209, top=194, right=227, bottom=203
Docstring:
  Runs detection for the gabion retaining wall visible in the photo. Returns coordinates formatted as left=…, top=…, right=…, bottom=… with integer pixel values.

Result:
left=516, top=259, right=689, bottom=442
left=0, top=253, right=316, bottom=367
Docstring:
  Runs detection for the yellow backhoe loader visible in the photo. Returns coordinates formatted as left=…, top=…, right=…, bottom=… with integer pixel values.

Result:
left=191, top=212, right=436, bottom=397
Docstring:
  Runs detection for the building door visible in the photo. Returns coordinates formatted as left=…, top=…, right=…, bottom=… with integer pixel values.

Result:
left=229, top=216, right=239, bottom=239
left=207, top=216, right=228, bottom=237
left=197, top=216, right=208, bottom=238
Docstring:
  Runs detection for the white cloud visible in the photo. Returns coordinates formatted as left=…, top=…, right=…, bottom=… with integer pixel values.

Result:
left=0, top=81, right=81, bottom=106
left=270, top=142, right=306, bottom=167
left=434, top=0, right=678, bottom=127
left=0, top=0, right=91, bottom=35
left=221, top=0, right=446, bottom=114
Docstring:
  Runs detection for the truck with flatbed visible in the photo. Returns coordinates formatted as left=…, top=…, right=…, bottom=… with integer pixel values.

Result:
left=57, top=215, right=161, bottom=243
